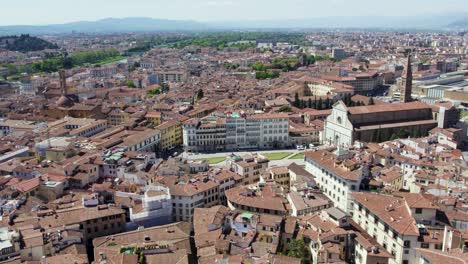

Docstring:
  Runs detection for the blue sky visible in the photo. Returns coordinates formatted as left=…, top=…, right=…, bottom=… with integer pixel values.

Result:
left=1, top=0, right=467, bottom=25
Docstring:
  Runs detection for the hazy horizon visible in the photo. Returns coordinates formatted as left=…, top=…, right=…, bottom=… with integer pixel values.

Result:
left=1, top=0, right=467, bottom=26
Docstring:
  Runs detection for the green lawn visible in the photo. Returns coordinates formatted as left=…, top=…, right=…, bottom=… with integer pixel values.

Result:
left=289, top=153, right=305, bottom=160
left=201, top=156, right=226, bottom=164
left=461, top=110, right=468, bottom=119
left=262, top=152, right=294, bottom=160
left=95, top=56, right=126, bottom=66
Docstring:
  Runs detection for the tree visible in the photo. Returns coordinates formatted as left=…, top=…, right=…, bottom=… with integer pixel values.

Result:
left=252, top=61, right=268, bottom=71
left=397, top=128, right=409, bottom=139
left=369, top=97, right=375, bottom=105
left=147, top=88, right=161, bottom=95
left=307, top=98, right=312, bottom=108
left=127, top=80, right=137, bottom=88
left=279, top=105, right=292, bottom=112
left=293, top=92, right=300, bottom=108
left=372, top=129, right=379, bottom=142
left=380, top=128, right=390, bottom=142
left=300, top=99, right=306, bottom=109
left=390, top=133, right=399, bottom=141
left=317, top=98, right=323, bottom=110
left=62, top=56, right=73, bottom=69
left=196, top=89, right=204, bottom=101
left=286, top=239, right=310, bottom=264
left=411, top=129, right=421, bottom=138
left=324, top=98, right=331, bottom=109
left=344, top=94, right=349, bottom=106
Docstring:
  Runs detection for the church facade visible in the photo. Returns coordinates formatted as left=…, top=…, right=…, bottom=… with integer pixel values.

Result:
left=324, top=101, right=438, bottom=147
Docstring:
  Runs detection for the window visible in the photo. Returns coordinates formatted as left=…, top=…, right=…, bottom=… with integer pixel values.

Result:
left=404, top=240, right=411, bottom=248
left=421, top=243, right=429, bottom=249
left=415, top=208, right=423, bottom=214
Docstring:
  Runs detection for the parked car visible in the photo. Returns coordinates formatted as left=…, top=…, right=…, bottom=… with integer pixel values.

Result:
left=296, top=145, right=305, bottom=150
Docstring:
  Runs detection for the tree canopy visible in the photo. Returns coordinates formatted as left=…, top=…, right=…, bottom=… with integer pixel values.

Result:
left=0, top=35, right=58, bottom=52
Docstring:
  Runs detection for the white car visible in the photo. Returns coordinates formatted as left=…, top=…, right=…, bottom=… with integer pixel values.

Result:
left=296, top=145, right=305, bottom=150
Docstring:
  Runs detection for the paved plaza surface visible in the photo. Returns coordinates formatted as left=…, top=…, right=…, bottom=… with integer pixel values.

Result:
left=182, top=149, right=307, bottom=167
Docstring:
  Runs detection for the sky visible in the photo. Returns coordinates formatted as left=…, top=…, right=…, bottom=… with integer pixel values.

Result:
left=1, top=0, right=467, bottom=25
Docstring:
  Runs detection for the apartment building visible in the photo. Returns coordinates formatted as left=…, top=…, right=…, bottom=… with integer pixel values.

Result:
left=321, top=72, right=383, bottom=94
left=89, top=66, right=118, bottom=77
left=156, top=71, right=187, bottom=84
left=107, top=109, right=130, bottom=127
left=225, top=182, right=287, bottom=216
left=35, top=204, right=126, bottom=245
left=120, top=129, right=161, bottom=152
left=267, top=166, right=291, bottom=191
left=101, top=149, right=156, bottom=178
left=156, top=120, right=183, bottom=151
left=305, top=149, right=365, bottom=213
left=159, top=173, right=229, bottom=222
left=145, top=111, right=162, bottom=126
left=48, top=117, right=107, bottom=138
left=183, top=113, right=290, bottom=152
left=287, top=191, right=332, bottom=216
left=226, top=112, right=290, bottom=150
left=351, top=192, right=444, bottom=264
left=183, top=116, right=227, bottom=152
left=227, top=153, right=269, bottom=185
left=93, top=222, right=192, bottom=264
left=0, top=119, right=37, bottom=137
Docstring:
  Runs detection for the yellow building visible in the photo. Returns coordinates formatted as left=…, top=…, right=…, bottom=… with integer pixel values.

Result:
left=156, top=120, right=182, bottom=151
left=145, top=111, right=162, bottom=126
left=107, top=109, right=130, bottom=127
left=268, top=166, right=291, bottom=191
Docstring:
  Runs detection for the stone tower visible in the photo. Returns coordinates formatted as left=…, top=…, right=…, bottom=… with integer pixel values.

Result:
left=400, top=54, right=412, bottom=103
left=59, top=70, right=67, bottom=95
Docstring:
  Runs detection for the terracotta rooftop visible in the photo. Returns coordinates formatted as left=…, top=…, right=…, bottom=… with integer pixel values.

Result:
left=352, top=192, right=419, bottom=236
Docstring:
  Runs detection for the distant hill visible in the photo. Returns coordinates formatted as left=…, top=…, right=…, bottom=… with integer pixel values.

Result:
left=0, top=14, right=467, bottom=35
left=448, top=18, right=468, bottom=28
left=0, top=17, right=208, bottom=35
left=0, top=34, right=58, bottom=52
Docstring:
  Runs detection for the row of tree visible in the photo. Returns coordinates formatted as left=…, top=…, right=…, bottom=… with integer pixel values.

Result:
left=3, top=49, right=121, bottom=74
left=255, top=71, right=280, bottom=80
left=167, top=32, right=306, bottom=50
left=293, top=93, right=334, bottom=110
left=342, top=94, right=375, bottom=107
left=292, top=93, right=377, bottom=110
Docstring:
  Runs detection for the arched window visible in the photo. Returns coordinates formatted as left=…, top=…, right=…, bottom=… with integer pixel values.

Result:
left=337, top=116, right=342, bottom=124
